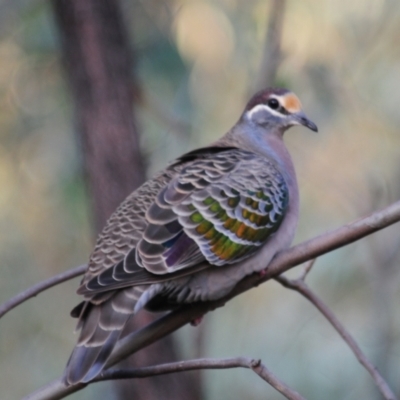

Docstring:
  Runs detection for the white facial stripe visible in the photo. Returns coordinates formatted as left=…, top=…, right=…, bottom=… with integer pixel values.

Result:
left=246, top=104, right=284, bottom=120
left=269, top=95, right=281, bottom=101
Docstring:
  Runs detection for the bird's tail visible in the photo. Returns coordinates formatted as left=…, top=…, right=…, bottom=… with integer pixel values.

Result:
left=63, top=286, right=145, bottom=385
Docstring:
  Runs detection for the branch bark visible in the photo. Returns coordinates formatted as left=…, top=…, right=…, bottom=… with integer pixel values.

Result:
left=250, top=360, right=306, bottom=400
left=97, top=357, right=259, bottom=380
left=22, top=200, right=400, bottom=400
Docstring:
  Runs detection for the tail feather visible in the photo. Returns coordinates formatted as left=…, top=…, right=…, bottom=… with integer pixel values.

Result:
left=64, top=342, right=103, bottom=384
left=80, top=330, right=120, bottom=383
left=78, top=306, right=101, bottom=345
left=64, top=287, right=144, bottom=385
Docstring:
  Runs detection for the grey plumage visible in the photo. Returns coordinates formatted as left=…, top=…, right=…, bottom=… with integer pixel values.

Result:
left=64, top=87, right=317, bottom=385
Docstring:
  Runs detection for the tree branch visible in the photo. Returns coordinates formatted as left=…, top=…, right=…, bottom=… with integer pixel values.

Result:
left=276, top=273, right=398, bottom=400
left=97, top=357, right=257, bottom=380
left=97, top=357, right=305, bottom=400
left=0, top=264, right=86, bottom=319
left=21, top=200, right=400, bottom=400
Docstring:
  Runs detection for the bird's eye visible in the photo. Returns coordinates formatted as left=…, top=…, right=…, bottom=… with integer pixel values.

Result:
left=267, top=98, right=280, bottom=110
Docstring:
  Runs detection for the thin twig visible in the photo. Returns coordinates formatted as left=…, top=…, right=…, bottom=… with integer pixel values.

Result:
left=0, top=264, right=87, bottom=319
left=96, top=357, right=256, bottom=380
left=297, top=258, right=316, bottom=281
left=276, top=275, right=398, bottom=400
left=22, top=200, right=400, bottom=400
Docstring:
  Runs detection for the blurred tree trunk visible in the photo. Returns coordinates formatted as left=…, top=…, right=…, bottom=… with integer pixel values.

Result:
left=253, top=0, right=286, bottom=92
left=51, top=0, right=202, bottom=399
left=52, top=0, right=145, bottom=232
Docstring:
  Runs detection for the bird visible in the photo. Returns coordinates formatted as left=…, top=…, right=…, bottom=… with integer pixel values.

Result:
left=64, top=87, right=317, bottom=385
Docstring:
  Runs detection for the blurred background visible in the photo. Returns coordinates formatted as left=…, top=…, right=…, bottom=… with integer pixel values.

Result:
left=0, top=0, right=400, bottom=399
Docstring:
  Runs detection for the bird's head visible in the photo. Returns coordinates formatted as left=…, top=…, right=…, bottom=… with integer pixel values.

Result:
left=243, top=88, right=318, bottom=134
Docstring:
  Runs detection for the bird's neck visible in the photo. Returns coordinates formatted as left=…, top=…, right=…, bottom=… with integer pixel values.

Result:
left=216, top=122, right=297, bottom=186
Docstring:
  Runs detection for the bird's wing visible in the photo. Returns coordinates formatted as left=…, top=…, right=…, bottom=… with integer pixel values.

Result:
left=65, top=147, right=289, bottom=385
left=78, top=148, right=289, bottom=296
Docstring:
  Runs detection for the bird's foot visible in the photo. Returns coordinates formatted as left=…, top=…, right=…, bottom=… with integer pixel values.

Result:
left=190, top=316, right=204, bottom=326
left=259, top=269, right=267, bottom=277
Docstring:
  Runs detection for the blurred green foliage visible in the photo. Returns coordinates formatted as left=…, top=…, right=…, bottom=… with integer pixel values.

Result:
left=0, top=0, right=400, bottom=399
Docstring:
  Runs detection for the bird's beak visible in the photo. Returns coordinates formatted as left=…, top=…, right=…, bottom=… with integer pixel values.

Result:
left=294, top=111, right=318, bottom=132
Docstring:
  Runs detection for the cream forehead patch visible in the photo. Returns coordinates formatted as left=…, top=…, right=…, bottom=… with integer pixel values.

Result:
left=281, top=93, right=302, bottom=113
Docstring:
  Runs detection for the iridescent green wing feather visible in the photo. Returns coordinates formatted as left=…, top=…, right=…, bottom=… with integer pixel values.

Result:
left=169, top=150, right=288, bottom=266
